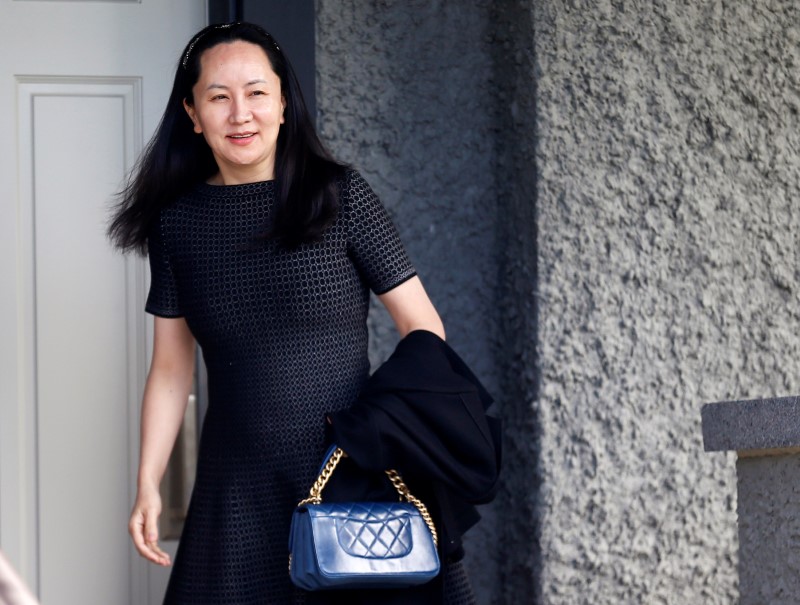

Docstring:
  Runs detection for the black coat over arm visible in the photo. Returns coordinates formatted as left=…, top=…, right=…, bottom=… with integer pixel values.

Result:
left=326, top=329, right=502, bottom=560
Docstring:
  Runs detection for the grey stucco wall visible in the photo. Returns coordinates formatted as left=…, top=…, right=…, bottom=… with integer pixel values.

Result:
left=316, top=2, right=504, bottom=601
left=533, top=1, right=799, bottom=603
left=490, top=2, right=540, bottom=602
left=316, top=0, right=499, bottom=374
left=317, top=0, right=800, bottom=603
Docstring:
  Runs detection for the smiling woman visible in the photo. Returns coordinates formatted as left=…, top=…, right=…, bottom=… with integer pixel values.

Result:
left=182, top=41, right=286, bottom=184
left=106, top=21, right=471, bottom=605
left=108, top=22, right=342, bottom=251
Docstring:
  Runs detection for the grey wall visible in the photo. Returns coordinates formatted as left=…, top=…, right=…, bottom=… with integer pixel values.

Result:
left=316, top=1, right=504, bottom=600
left=533, top=1, right=799, bottom=602
left=317, top=0, right=800, bottom=603
left=490, top=2, right=540, bottom=600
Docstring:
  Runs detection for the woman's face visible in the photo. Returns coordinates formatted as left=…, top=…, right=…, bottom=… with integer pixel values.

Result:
left=183, top=40, right=285, bottom=185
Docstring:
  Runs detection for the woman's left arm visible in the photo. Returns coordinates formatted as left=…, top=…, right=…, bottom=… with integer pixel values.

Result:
left=377, top=276, right=445, bottom=340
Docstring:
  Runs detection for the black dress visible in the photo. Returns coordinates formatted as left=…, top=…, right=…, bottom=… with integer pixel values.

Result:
left=146, top=170, right=476, bottom=604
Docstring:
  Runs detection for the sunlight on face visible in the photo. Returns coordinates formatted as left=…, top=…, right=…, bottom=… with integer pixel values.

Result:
left=184, top=40, right=286, bottom=185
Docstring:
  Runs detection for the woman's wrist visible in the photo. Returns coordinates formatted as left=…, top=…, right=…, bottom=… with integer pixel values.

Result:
left=137, top=469, right=163, bottom=492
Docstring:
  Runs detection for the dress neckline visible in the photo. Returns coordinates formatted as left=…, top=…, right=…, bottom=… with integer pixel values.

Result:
left=193, top=179, right=276, bottom=201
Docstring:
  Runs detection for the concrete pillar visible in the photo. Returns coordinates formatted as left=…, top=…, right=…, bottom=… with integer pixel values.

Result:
left=703, top=396, right=800, bottom=605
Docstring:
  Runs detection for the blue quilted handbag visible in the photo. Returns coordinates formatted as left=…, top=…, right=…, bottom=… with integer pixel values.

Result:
left=288, top=446, right=441, bottom=590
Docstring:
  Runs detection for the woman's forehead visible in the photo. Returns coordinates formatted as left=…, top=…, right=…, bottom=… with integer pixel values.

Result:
left=197, top=41, right=277, bottom=82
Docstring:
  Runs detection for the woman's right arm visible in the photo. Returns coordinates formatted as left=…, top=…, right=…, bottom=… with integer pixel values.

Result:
left=129, top=316, right=196, bottom=566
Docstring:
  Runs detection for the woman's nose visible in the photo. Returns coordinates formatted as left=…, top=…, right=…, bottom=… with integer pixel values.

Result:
left=229, top=99, right=252, bottom=124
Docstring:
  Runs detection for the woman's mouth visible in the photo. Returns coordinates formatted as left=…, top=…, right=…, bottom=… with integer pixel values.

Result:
left=228, top=132, right=256, bottom=145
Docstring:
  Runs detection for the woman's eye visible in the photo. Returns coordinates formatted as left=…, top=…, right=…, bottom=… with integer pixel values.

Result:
left=211, top=94, right=228, bottom=101
left=250, top=90, right=266, bottom=96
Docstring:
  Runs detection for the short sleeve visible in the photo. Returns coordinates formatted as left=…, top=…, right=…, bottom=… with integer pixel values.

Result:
left=145, top=216, right=183, bottom=317
left=344, top=171, right=417, bottom=295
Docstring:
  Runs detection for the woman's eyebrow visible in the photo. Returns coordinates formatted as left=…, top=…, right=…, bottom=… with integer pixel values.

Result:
left=206, top=79, right=268, bottom=91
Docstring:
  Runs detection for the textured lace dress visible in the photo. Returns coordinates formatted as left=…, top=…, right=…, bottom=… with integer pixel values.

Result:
left=145, top=171, right=476, bottom=604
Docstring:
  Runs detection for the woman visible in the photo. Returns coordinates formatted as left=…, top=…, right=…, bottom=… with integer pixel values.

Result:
left=109, top=22, right=478, bottom=604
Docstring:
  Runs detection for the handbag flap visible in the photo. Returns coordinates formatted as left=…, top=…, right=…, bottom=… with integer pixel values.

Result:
left=302, top=501, right=440, bottom=582
left=310, top=502, right=415, bottom=559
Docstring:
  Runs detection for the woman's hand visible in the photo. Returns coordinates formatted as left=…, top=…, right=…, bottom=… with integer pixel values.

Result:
left=129, top=484, right=171, bottom=566
left=129, top=316, right=195, bottom=567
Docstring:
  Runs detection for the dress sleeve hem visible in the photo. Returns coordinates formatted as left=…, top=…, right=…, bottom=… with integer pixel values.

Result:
left=145, top=305, right=185, bottom=319
left=373, top=270, right=417, bottom=295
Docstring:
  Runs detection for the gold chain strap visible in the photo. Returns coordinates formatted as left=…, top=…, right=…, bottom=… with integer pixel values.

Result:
left=384, top=469, right=438, bottom=547
left=297, top=447, right=345, bottom=506
left=296, top=447, right=438, bottom=547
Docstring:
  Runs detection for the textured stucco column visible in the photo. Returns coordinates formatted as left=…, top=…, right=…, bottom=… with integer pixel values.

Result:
left=531, top=1, right=799, bottom=603
left=703, top=396, right=800, bottom=605
left=317, top=0, right=800, bottom=603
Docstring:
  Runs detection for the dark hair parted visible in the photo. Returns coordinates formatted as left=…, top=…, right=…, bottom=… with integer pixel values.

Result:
left=108, top=22, right=346, bottom=254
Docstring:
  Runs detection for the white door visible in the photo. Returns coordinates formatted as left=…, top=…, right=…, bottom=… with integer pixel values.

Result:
left=0, top=2, right=205, bottom=604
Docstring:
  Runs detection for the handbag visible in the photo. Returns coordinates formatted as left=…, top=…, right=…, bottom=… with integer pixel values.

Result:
left=288, top=445, right=441, bottom=590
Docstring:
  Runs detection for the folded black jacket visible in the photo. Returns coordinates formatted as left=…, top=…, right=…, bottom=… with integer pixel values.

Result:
left=327, top=329, right=502, bottom=560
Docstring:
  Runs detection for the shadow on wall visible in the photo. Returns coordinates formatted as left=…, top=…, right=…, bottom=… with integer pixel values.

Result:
left=317, top=1, right=542, bottom=603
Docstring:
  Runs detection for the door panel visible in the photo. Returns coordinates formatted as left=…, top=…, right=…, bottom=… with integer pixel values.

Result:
left=0, top=2, right=206, bottom=603
left=32, top=88, right=132, bottom=605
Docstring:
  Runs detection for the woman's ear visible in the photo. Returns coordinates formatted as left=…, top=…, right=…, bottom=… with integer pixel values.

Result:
left=280, top=95, right=286, bottom=125
left=183, top=99, right=202, bottom=134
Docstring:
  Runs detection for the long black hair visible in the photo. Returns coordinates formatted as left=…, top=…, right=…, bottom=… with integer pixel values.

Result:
left=108, top=22, right=346, bottom=253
